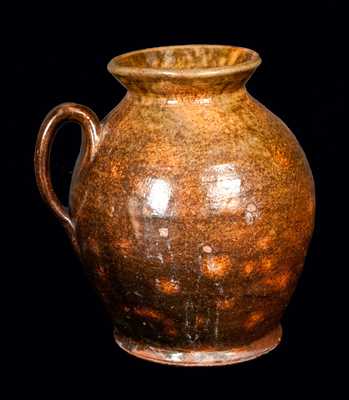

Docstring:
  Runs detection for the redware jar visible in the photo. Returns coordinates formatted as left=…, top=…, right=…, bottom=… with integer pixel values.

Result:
left=35, top=45, right=315, bottom=366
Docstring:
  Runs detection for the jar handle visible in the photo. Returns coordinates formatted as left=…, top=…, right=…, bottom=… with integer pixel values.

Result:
left=34, top=102, right=100, bottom=253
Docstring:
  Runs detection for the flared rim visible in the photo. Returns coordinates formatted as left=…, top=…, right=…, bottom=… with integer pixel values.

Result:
left=107, top=44, right=261, bottom=80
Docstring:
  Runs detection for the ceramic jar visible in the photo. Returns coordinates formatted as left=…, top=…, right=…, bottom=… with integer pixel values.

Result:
left=35, top=45, right=315, bottom=366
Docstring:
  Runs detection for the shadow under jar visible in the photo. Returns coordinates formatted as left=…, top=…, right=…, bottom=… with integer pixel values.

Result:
left=35, top=45, right=315, bottom=366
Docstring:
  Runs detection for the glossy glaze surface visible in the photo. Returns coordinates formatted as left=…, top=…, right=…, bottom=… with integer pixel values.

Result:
left=35, top=45, right=315, bottom=366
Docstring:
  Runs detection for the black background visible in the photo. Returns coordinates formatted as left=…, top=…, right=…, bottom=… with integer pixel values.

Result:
left=4, top=0, right=346, bottom=396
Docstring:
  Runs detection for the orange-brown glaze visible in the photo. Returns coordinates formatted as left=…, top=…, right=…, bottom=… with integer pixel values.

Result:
left=163, top=319, right=177, bottom=337
left=217, top=298, right=235, bottom=311
left=243, top=260, right=256, bottom=276
left=262, top=272, right=291, bottom=291
left=35, top=45, right=315, bottom=365
left=260, top=256, right=276, bottom=272
left=155, top=278, right=181, bottom=294
left=245, top=311, right=265, bottom=330
left=195, top=314, right=206, bottom=330
left=113, top=239, right=133, bottom=256
left=133, top=307, right=162, bottom=320
left=201, top=255, right=232, bottom=278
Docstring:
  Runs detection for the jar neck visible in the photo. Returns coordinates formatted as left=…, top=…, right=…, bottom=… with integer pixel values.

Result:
left=124, top=86, right=249, bottom=106
left=114, top=67, right=256, bottom=97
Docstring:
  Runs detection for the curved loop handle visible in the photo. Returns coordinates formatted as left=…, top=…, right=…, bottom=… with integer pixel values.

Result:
left=34, top=102, right=100, bottom=251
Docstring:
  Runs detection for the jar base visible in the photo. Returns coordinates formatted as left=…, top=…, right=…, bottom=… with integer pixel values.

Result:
left=114, top=324, right=282, bottom=366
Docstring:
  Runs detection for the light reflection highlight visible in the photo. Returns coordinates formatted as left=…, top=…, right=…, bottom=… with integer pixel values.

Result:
left=147, top=178, right=172, bottom=216
left=202, top=163, right=241, bottom=212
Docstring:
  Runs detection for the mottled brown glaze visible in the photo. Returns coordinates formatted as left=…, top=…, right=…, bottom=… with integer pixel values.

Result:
left=35, top=45, right=315, bottom=366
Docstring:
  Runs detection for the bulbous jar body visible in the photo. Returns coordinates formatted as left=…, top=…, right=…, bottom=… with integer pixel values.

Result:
left=36, top=45, right=315, bottom=366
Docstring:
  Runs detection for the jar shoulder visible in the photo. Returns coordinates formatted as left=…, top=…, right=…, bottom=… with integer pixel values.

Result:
left=86, top=93, right=312, bottom=191
left=98, top=93, right=310, bottom=169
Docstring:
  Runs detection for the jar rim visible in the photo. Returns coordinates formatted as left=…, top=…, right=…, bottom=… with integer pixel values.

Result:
left=107, top=44, right=261, bottom=80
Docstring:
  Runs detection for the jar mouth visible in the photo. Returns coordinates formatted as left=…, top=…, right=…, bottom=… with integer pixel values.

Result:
left=107, top=45, right=261, bottom=79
